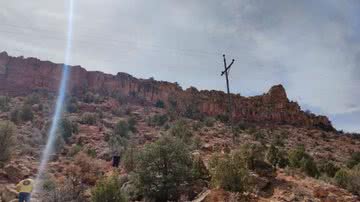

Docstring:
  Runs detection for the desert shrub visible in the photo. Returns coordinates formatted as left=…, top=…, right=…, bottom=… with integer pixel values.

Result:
left=184, top=102, right=202, bottom=120
left=288, top=145, right=319, bottom=177
left=147, top=114, right=168, bottom=127
left=0, top=96, right=10, bottom=112
left=169, top=120, right=192, bottom=143
left=318, top=161, right=339, bottom=178
left=277, top=153, right=289, bottom=169
left=253, top=131, right=265, bottom=141
left=0, top=121, right=15, bottom=163
left=239, top=144, right=264, bottom=170
left=91, top=174, right=128, bottom=202
left=25, top=93, right=40, bottom=105
left=10, top=108, right=21, bottom=123
left=266, top=144, right=288, bottom=168
left=203, top=117, right=216, bottom=127
left=42, top=177, right=57, bottom=192
left=192, top=121, right=204, bottom=131
left=288, top=145, right=307, bottom=168
left=272, top=133, right=285, bottom=147
left=134, top=135, right=192, bottom=202
left=347, top=152, right=360, bottom=169
left=122, top=146, right=138, bottom=172
left=109, top=121, right=131, bottom=156
left=266, top=144, right=280, bottom=167
left=208, top=151, right=251, bottom=193
left=114, top=120, right=130, bottom=138
left=128, top=117, right=137, bottom=133
left=216, top=114, right=229, bottom=123
left=191, top=155, right=209, bottom=181
left=300, top=157, right=319, bottom=177
left=155, top=100, right=165, bottom=108
left=68, top=144, right=83, bottom=157
left=59, top=118, right=76, bottom=143
left=235, top=122, right=250, bottom=131
left=81, top=112, right=97, bottom=125
left=334, top=168, right=351, bottom=188
left=191, top=135, right=202, bottom=150
left=87, top=148, right=97, bottom=158
left=20, top=105, right=34, bottom=122
left=70, top=152, right=104, bottom=185
left=83, top=92, right=103, bottom=104
left=334, top=165, right=360, bottom=195
left=67, top=96, right=79, bottom=113
left=108, top=135, right=128, bottom=156
left=42, top=178, right=87, bottom=202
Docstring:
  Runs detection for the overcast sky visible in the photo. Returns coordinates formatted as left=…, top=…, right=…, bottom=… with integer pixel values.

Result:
left=0, top=0, right=359, bottom=132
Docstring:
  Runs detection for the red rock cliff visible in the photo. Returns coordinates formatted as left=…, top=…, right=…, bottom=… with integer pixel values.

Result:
left=0, top=52, right=334, bottom=131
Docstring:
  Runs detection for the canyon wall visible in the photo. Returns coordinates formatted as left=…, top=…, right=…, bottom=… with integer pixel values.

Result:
left=0, top=51, right=334, bottom=131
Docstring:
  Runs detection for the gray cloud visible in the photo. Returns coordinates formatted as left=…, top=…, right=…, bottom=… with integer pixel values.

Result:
left=0, top=0, right=359, bottom=131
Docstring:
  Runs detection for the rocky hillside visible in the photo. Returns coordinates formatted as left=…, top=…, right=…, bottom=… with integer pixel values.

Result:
left=0, top=52, right=333, bottom=131
left=0, top=52, right=359, bottom=202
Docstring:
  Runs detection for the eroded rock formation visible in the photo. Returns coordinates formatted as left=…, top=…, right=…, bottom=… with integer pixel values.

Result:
left=0, top=51, right=334, bottom=131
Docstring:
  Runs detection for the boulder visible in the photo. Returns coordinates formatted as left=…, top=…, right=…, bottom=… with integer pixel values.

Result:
left=313, top=187, right=329, bottom=198
left=0, top=185, right=18, bottom=202
left=4, top=164, right=30, bottom=182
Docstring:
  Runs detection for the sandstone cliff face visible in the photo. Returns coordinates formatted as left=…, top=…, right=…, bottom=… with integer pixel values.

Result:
left=0, top=52, right=334, bottom=131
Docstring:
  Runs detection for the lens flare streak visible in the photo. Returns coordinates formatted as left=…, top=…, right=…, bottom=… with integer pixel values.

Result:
left=33, top=0, right=74, bottom=194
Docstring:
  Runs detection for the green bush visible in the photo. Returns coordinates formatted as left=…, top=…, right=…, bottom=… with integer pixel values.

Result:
left=91, top=174, right=128, bottom=202
left=288, top=145, right=319, bottom=177
left=0, top=121, right=15, bottom=163
left=134, top=135, right=192, bottom=202
left=203, top=117, right=216, bottom=127
left=68, top=144, right=82, bottom=157
left=128, top=117, right=137, bottom=133
left=59, top=118, right=76, bottom=143
left=81, top=112, right=97, bottom=125
left=66, top=97, right=79, bottom=113
left=25, top=93, right=40, bottom=105
left=216, top=114, right=229, bottom=123
left=122, top=146, right=138, bottom=172
left=288, top=145, right=307, bottom=168
left=347, top=152, right=360, bottom=169
left=208, top=151, right=251, bottom=193
left=277, top=153, right=289, bottom=169
left=239, top=144, right=264, bottom=170
left=266, top=144, right=281, bottom=167
left=10, top=108, right=21, bottom=124
left=334, top=165, right=360, bottom=195
left=318, top=161, right=339, bottom=178
left=0, top=96, right=10, bottom=112
left=147, top=114, right=168, bottom=127
left=87, top=148, right=97, bottom=158
left=20, top=105, right=34, bottom=122
left=155, top=100, right=165, bottom=108
left=334, top=168, right=351, bottom=188
left=169, top=120, right=192, bottom=144
left=192, top=121, right=204, bottom=131
left=114, top=121, right=130, bottom=138
left=272, top=133, right=285, bottom=147
left=254, top=131, right=265, bottom=141
left=191, top=155, right=209, bottom=181
left=300, top=157, right=319, bottom=178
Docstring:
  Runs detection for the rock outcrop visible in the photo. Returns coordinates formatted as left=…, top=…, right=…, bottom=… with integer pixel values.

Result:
left=0, top=51, right=334, bottom=130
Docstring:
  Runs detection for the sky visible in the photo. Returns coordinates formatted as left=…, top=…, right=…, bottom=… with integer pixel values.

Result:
left=0, top=0, right=359, bottom=132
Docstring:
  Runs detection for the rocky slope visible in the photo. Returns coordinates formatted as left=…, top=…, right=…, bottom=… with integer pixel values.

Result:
left=0, top=51, right=333, bottom=131
left=1, top=52, right=359, bottom=202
